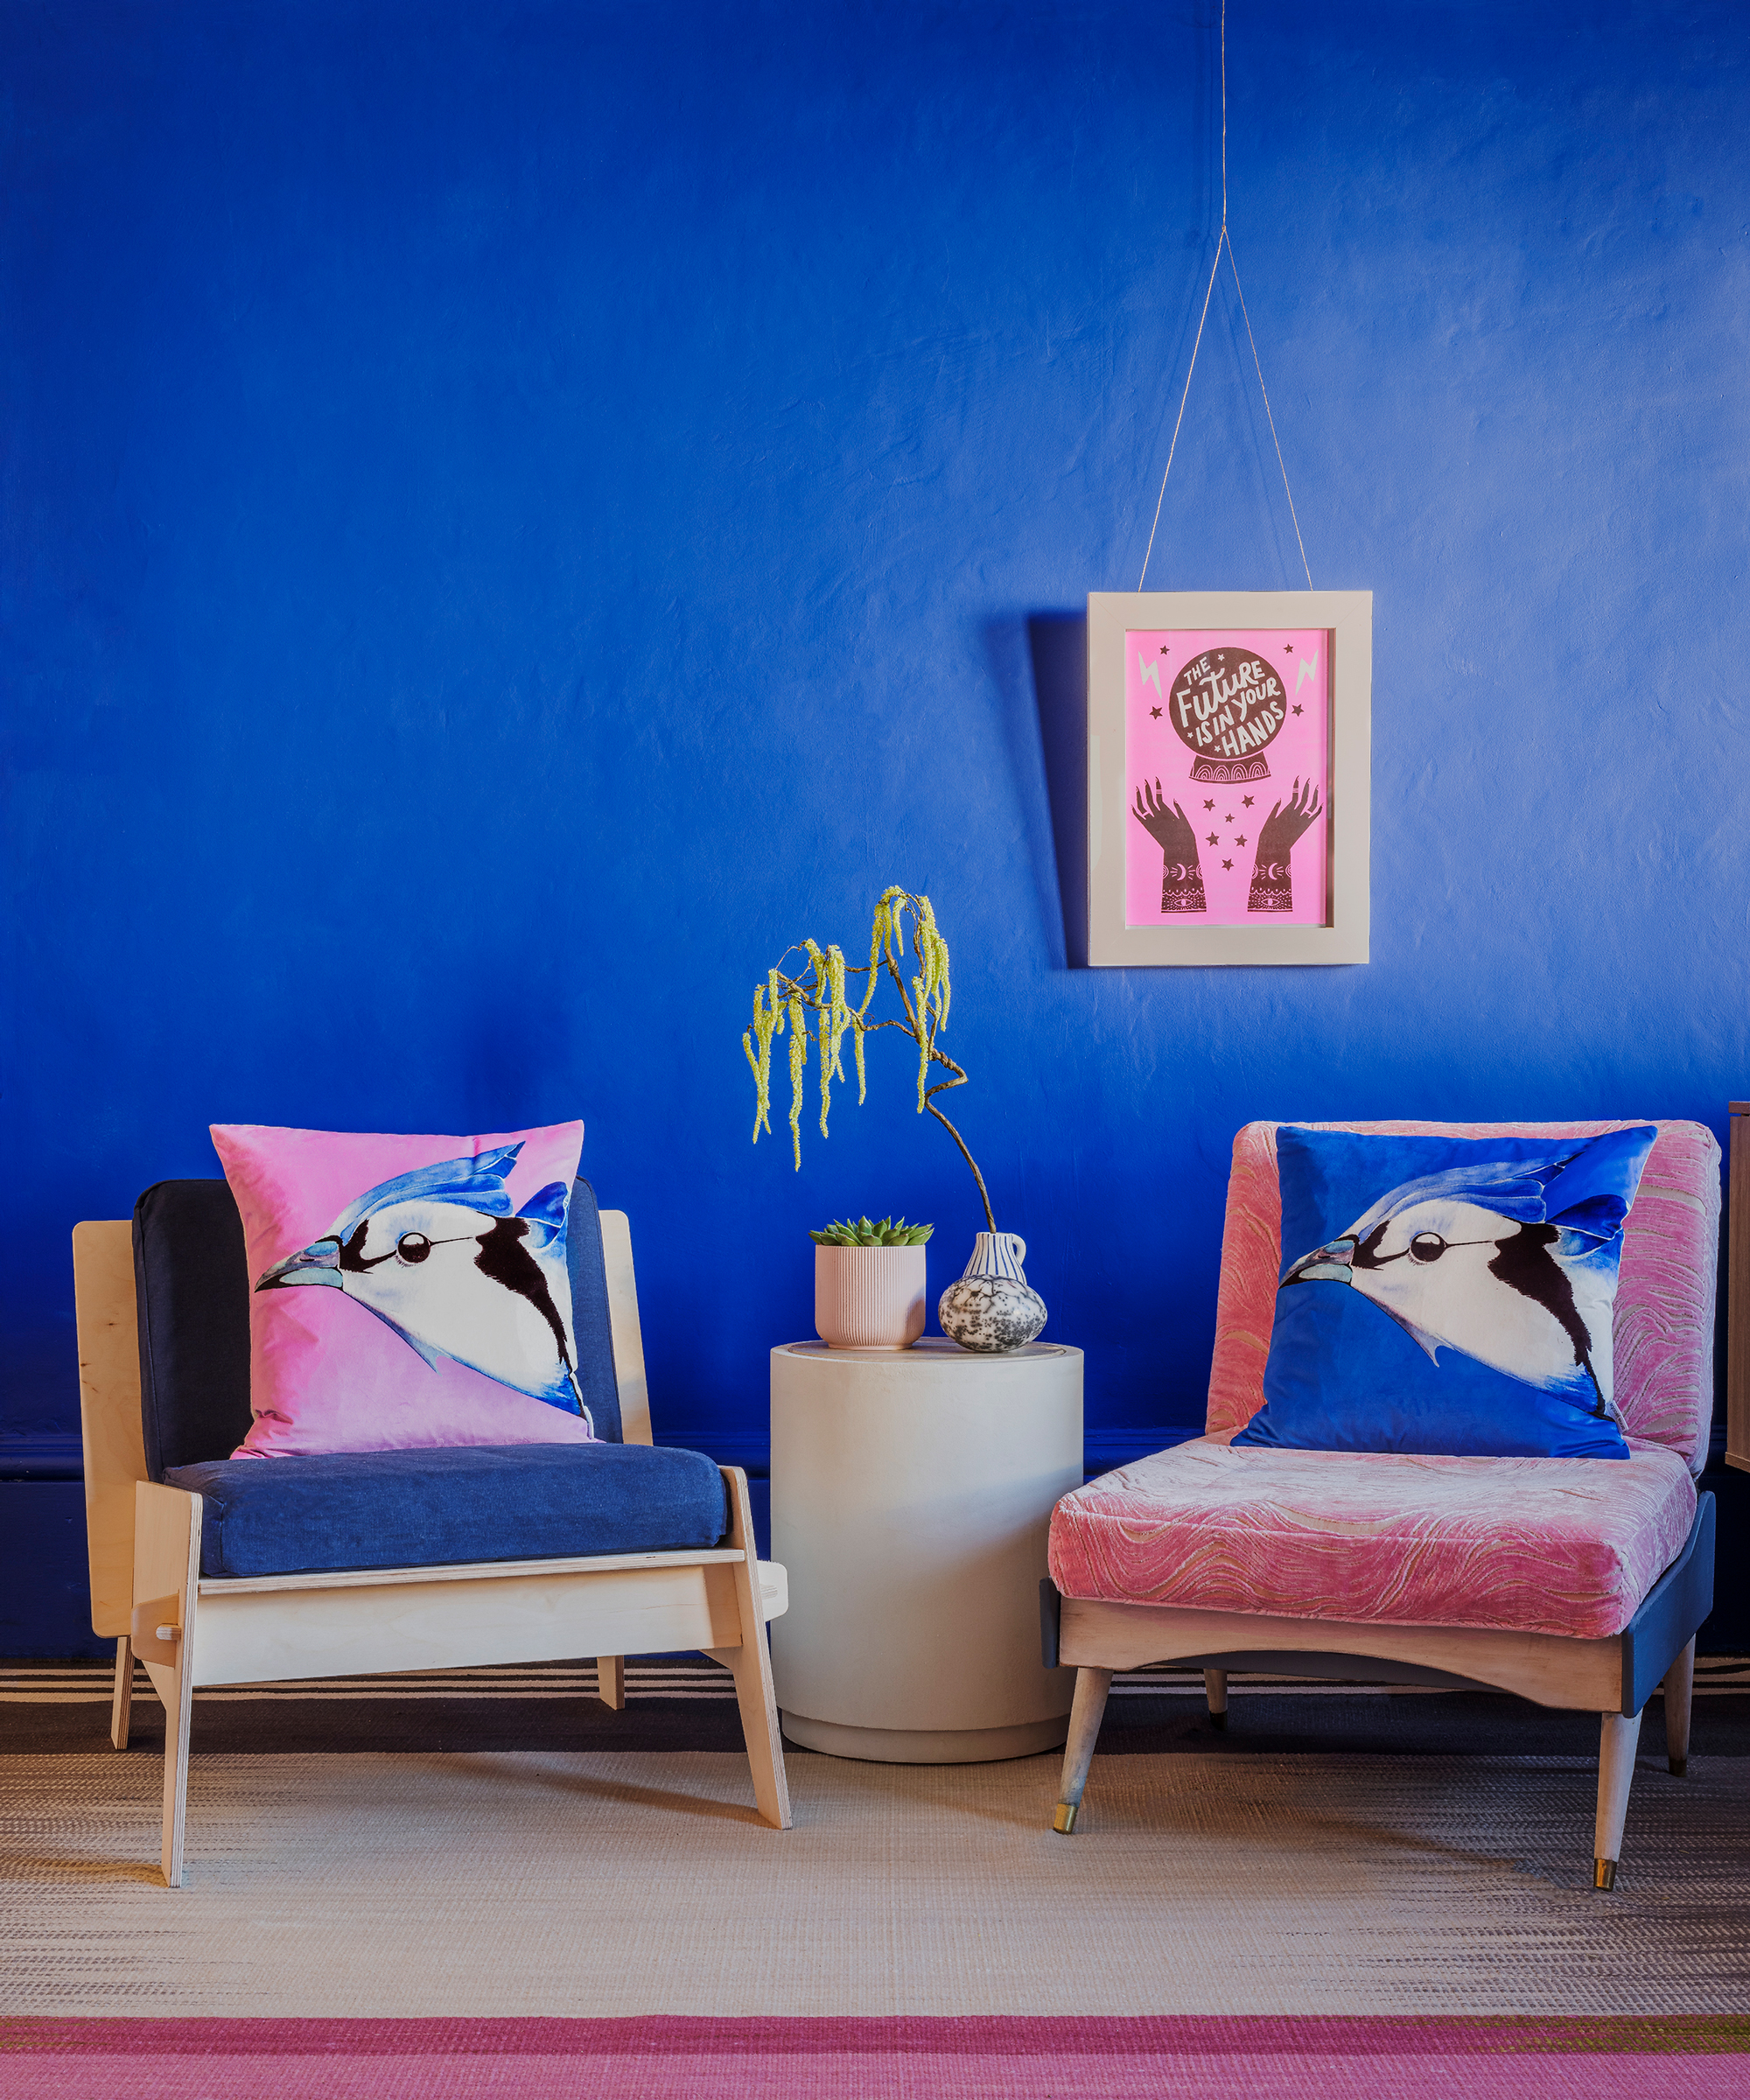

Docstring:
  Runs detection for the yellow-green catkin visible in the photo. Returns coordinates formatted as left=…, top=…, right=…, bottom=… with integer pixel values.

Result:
left=816, top=944, right=851, bottom=1136
left=743, top=979, right=782, bottom=1141
left=787, top=994, right=808, bottom=1168
left=862, top=899, right=891, bottom=1016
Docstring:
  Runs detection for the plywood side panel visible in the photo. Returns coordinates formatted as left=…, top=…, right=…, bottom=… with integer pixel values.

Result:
left=73, top=1222, right=148, bottom=1637
left=599, top=1209, right=653, bottom=1446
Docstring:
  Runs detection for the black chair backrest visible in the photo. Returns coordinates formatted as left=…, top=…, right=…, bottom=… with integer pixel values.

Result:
left=132, top=1177, right=624, bottom=1476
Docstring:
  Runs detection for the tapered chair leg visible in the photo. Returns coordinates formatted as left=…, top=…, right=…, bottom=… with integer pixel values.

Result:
left=596, top=1656, right=626, bottom=1711
left=1662, top=1637, right=1695, bottom=1777
left=160, top=1648, right=194, bottom=1889
left=707, top=1466, right=792, bottom=1830
left=1204, top=1668, right=1228, bottom=1730
left=1052, top=1667, right=1113, bottom=1833
left=1592, top=1708, right=1643, bottom=1890
left=110, top=1636, right=133, bottom=1751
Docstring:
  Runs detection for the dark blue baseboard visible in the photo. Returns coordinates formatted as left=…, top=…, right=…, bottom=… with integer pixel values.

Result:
left=0, top=1481, right=109, bottom=1660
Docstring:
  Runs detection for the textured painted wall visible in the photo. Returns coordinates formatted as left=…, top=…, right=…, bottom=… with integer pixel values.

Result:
left=4, top=2, right=1748, bottom=1616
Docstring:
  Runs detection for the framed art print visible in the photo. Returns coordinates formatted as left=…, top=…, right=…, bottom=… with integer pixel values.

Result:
left=1086, top=590, right=1371, bottom=966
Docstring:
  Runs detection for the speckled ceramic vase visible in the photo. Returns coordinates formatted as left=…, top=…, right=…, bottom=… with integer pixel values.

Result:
left=937, top=1231, right=1047, bottom=1354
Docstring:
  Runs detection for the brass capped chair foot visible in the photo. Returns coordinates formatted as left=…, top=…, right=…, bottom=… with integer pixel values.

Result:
left=1593, top=1858, right=1617, bottom=1892
left=1669, top=1758, right=1688, bottom=1778
left=1052, top=1802, right=1078, bottom=1834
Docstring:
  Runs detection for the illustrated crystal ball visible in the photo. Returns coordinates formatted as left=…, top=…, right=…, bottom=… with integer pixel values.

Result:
left=938, top=1276, right=1047, bottom=1354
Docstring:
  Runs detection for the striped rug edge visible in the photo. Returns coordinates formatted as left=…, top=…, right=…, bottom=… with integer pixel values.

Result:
left=3, top=2017, right=1747, bottom=2056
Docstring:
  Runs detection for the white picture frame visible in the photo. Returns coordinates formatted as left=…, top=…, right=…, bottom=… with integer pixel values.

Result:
left=1086, top=589, right=1371, bottom=967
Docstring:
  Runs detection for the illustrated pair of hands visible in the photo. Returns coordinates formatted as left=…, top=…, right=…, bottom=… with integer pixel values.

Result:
left=1131, top=777, right=1322, bottom=914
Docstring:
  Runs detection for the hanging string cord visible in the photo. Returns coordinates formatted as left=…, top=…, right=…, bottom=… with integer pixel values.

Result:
left=1226, top=234, right=1312, bottom=589
left=1136, top=235, right=1223, bottom=594
left=1138, top=0, right=1312, bottom=592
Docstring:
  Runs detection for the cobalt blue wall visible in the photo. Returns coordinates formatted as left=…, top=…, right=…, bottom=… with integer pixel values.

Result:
left=4, top=1, right=1749, bottom=1647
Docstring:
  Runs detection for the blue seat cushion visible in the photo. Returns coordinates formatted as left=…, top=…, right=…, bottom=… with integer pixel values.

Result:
left=165, top=1442, right=728, bottom=1579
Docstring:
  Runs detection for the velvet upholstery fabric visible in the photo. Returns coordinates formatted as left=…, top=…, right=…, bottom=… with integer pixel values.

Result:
left=166, top=1442, right=727, bottom=1579
left=1046, top=1116, right=1719, bottom=1642
left=135, top=1178, right=623, bottom=1480
left=1047, top=1434, right=1698, bottom=1640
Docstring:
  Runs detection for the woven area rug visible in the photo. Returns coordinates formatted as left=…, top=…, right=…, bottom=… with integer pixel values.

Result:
left=4, top=1661, right=1747, bottom=2093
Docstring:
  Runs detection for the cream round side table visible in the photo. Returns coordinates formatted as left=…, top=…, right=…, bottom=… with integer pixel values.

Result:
left=769, top=1337, right=1082, bottom=1763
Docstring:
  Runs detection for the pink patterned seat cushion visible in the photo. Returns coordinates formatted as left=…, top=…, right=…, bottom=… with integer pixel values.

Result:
left=1047, top=1436, right=1698, bottom=1639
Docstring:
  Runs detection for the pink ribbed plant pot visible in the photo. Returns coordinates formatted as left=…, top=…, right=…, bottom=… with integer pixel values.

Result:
left=815, top=1244, right=928, bottom=1350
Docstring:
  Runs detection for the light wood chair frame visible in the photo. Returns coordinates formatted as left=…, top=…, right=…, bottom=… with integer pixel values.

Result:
left=74, top=1208, right=792, bottom=1888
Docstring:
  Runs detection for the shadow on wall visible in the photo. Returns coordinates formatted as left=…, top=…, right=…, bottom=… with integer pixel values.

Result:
left=1027, top=614, right=1088, bottom=970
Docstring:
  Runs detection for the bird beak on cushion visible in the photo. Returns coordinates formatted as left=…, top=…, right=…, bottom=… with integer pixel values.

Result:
left=1282, top=1237, right=1356, bottom=1286
left=256, top=1241, right=345, bottom=1290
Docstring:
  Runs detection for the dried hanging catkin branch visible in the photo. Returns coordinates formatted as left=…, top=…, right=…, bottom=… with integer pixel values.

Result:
left=740, top=886, right=993, bottom=1233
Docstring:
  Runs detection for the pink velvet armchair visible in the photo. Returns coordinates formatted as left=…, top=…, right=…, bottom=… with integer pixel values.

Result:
left=1043, top=1118, right=1718, bottom=1890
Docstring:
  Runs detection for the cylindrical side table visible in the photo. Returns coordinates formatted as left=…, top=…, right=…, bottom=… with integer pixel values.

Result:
left=770, top=1337, right=1082, bottom=1763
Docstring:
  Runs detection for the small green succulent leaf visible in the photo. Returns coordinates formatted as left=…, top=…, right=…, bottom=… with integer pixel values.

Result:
left=811, top=1215, right=934, bottom=1247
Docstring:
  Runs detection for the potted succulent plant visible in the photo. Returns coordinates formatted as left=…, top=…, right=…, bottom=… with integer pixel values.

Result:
left=808, top=1216, right=933, bottom=1350
left=741, top=886, right=1046, bottom=1353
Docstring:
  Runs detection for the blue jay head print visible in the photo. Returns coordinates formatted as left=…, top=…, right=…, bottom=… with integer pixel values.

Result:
left=256, top=1144, right=588, bottom=1420
left=1278, top=1125, right=1657, bottom=1420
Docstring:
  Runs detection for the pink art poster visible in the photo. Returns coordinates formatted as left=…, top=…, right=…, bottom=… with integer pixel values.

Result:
left=1125, top=629, right=1331, bottom=928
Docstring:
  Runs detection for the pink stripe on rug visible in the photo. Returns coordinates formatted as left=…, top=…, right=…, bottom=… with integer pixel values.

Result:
left=3, top=2020, right=1746, bottom=2099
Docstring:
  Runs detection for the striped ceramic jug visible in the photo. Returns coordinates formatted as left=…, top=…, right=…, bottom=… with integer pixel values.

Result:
left=961, top=1230, right=1029, bottom=1283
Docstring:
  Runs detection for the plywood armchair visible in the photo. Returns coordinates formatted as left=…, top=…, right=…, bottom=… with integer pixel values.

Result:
left=1041, top=1118, right=1718, bottom=1890
left=74, top=1177, right=791, bottom=1887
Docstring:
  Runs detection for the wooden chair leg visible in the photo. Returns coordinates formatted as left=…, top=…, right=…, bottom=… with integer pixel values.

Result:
left=110, top=1636, right=134, bottom=1751
left=159, top=1645, right=194, bottom=1889
left=708, top=1466, right=792, bottom=1830
left=596, top=1656, right=626, bottom=1711
left=1592, top=1708, right=1643, bottom=1890
left=1204, top=1667, right=1228, bottom=1730
left=1662, top=1637, right=1695, bottom=1777
left=1052, top=1667, right=1113, bottom=1832
left=134, top=1483, right=201, bottom=1888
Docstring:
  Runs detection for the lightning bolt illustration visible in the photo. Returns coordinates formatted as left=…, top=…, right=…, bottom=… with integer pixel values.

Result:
left=1139, top=655, right=1161, bottom=694
left=1295, top=649, right=1319, bottom=695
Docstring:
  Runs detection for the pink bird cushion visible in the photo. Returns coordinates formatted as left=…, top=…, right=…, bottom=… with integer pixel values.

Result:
left=212, top=1121, right=595, bottom=1459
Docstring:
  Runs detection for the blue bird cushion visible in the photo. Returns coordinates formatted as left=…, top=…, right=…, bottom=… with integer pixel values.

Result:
left=211, top=1121, right=597, bottom=1458
left=1234, top=1124, right=1659, bottom=1461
